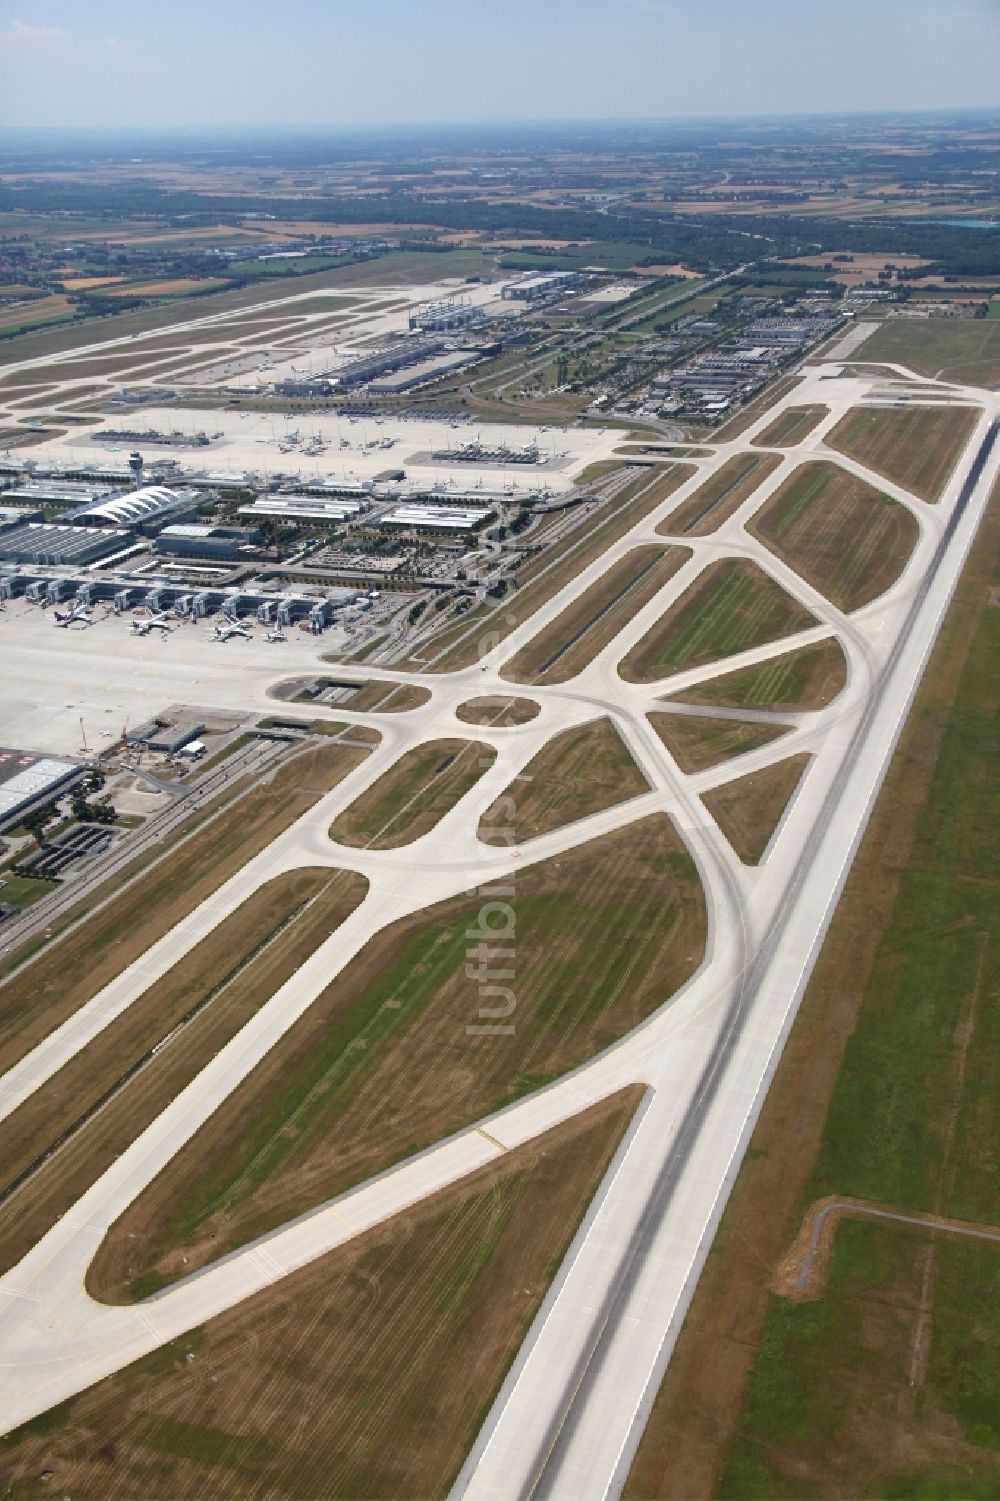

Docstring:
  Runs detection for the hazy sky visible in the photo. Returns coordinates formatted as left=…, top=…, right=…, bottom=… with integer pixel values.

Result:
left=1, top=0, right=998, bottom=129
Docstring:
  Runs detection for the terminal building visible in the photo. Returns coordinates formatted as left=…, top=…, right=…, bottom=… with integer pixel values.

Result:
left=65, top=485, right=200, bottom=534
left=239, top=496, right=364, bottom=526
left=382, top=503, right=492, bottom=533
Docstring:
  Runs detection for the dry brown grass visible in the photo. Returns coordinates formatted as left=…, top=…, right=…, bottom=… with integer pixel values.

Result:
left=825, top=404, right=978, bottom=501
left=750, top=461, right=920, bottom=610
left=702, top=753, right=812, bottom=864
left=323, top=679, right=431, bottom=713
left=647, top=713, right=790, bottom=773
left=0, top=867, right=367, bottom=1277
left=664, top=637, right=847, bottom=713
left=89, top=816, right=703, bottom=1301
left=657, top=453, right=783, bottom=536
left=620, top=560, right=817, bottom=683
left=479, top=718, right=649, bottom=842
left=751, top=405, right=829, bottom=448
left=501, top=546, right=690, bottom=683
left=455, top=695, right=541, bottom=726
left=2, top=1091, right=642, bottom=1501
left=0, top=740, right=371, bottom=1074
left=330, top=738, right=494, bottom=849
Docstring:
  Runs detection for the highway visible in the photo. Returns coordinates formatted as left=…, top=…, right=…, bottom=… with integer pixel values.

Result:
left=0, top=355, right=996, bottom=1501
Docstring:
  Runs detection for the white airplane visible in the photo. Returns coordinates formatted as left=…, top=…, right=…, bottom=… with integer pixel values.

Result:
left=213, top=621, right=253, bottom=641
left=53, top=601, right=93, bottom=628
left=264, top=629, right=287, bottom=643
left=131, top=612, right=172, bottom=636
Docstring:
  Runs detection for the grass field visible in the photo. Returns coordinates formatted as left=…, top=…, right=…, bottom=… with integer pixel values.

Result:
left=455, top=695, right=541, bottom=726
left=857, top=318, right=1000, bottom=386
left=0, top=868, right=367, bottom=1277
left=89, top=815, right=704, bottom=1301
left=719, top=1224, right=1000, bottom=1499
left=825, top=404, right=978, bottom=501
left=401, top=465, right=695, bottom=672
left=750, top=462, right=919, bottom=610
left=657, top=453, right=783, bottom=536
left=501, top=546, right=691, bottom=683
left=2, top=1090, right=642, bottom=1501
left=663, top=637, right=847, bottom=712
left=0, top=740, right=370, bottom=1073
left=702, top=753, right=811, bottom=864
left=647, top=713, right=790, bottom=774
left=479, top=718, right=649, bottom=842
left=619, top=560, right=817, bottom=683
left=751, top=405, right=830, bottom=447
left=624, top=480, right=1000, bottom=1501
left=329, top=739, right=494, bottom=849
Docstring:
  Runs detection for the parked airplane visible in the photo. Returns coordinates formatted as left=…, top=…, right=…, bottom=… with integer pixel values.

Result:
left=213, top=622, right=253, bottom=641
left=130, top=612, right=172, bottom=636
left=264, top=629, right=287, bottom=643
left=53, top=602, right=92, bottom=628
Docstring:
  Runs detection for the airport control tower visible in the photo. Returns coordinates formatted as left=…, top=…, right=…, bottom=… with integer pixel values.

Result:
left=128, top=451, right=144, bottom=489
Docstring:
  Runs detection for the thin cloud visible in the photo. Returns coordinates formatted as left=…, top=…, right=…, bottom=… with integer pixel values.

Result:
left=0, top=19, right=71, bottom=46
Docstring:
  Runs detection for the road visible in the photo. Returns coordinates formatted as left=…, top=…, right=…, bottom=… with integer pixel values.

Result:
left=0, top=354, right=995, bottom=1501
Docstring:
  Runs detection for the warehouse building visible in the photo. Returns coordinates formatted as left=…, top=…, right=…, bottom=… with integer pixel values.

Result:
left=0, top=480, right=117, bottom=509
left=239, top=496, right=363, bottom=525
left=0, top=522, right=129, bottom=566
left=382, top=503, right=492, bottom=533
left=155, top=523, right=258, bottom=560
left=501, top=271, right=577, bottom=301
left=0, top=749, right=81, bottom=833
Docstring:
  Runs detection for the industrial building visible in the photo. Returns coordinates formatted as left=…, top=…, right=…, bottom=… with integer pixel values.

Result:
left=239, top=496, right=363, bottom=525
left=501, top=271, right=577, bottom=301
left=0, top=505, right=41, bottom=528
left=155, top=523, right=258, bottom=560
left=408, top=299, right=483, bottom=332
left=368, top=350, right=475, bottom=393
left=382, top=503, right=492, bottom=532
left=0, top=522, right=129, bottom=567
left=0, top=749, right=80, bottom=833
left=0, top=480, right=117, bottom=509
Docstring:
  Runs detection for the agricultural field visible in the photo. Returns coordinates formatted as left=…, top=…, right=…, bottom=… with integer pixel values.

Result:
left=329, top=739, right=494, bottom=849
left=701, top=754, right=812, bottom=863
left=479, top=718, right=649, bottom=842
left=0, top=868, right=368, bottom=1276
left=657, top=453, right=782, bottom=536
left=750, top=462, right=920, bottom=610
left=501, top=545, right=690, bottom=683
left=88, top=816, right=705, bottom=1300
left=647, top=713, right=790, bottom=774
left=0, top=1090, right=641, bottom=1501
left=825, top=403, right=978, bottom=501
left=619, top=560, right=817, bottom=682
left=0, top=739, right=371, bottom=1069
left=751, top=404, right=830, bottom=447
left=857, top=318, right=1000, bottom=386
left=663, top=636, right=847, bottom=713
left=455, top=695, right=541, bottom=726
